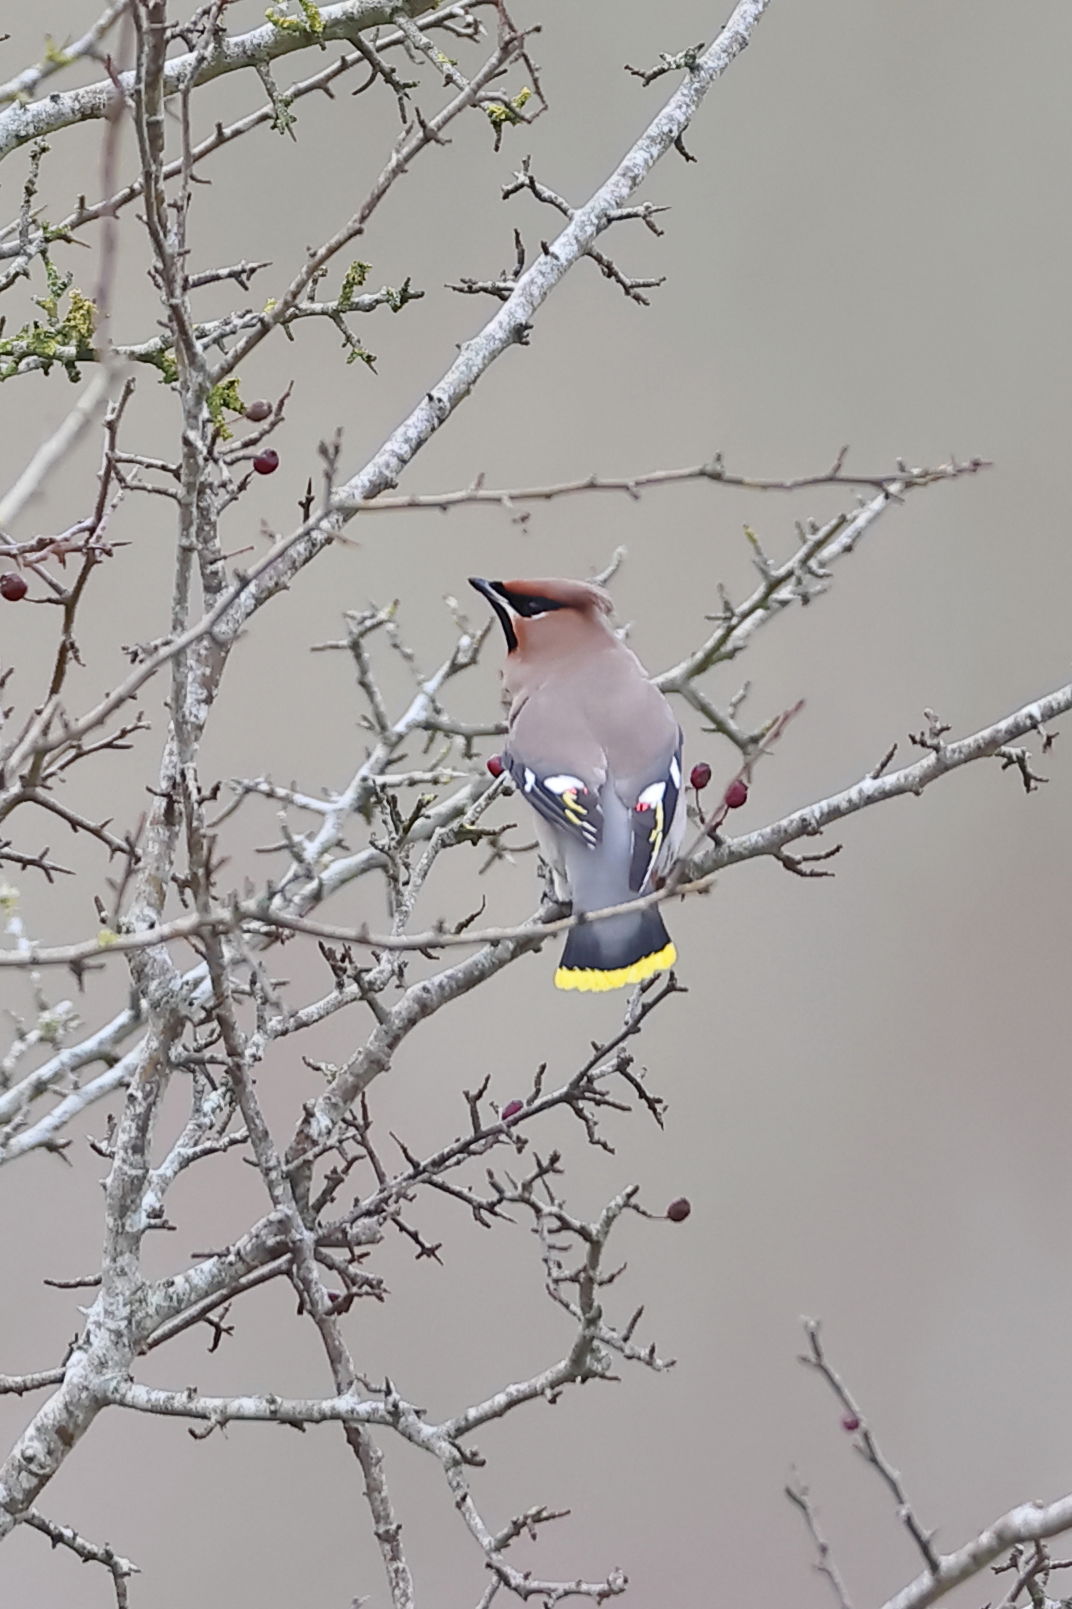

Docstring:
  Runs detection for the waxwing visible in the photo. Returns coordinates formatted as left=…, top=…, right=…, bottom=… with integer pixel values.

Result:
left=470, top=576, right=686, bottom=991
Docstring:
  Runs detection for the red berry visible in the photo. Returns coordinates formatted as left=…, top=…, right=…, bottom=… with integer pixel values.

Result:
left=252, top=449, right=279, bottom=475
left=689, top=762, right=712, bottom=791
left=486, top=754, right=505, bottom=778
left=0, top=572, right=27, bottom=602
left=724, top=778, right=749, bottom=810
left=666, top=1197, right=691, bottom=1222
left=245, top=400, right=272, bottom=422
left=841, top=1414, right=861, bottom=1433
left=500, top=1099, right=523, bottom=1122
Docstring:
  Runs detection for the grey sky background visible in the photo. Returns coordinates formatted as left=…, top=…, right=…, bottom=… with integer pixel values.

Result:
left=2, top=3, right=1071, bottom=1606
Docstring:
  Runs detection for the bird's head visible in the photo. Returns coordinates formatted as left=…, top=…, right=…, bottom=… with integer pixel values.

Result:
left=468, top=577, right=612, bottom=655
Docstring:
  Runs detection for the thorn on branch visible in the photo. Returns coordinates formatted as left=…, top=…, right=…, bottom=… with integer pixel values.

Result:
left=909, top=709, right=952, bottom=755
left=996, top=745, right=1049, bottom=793
left=624, top=43, right=706, bottom=88
left=869, top=742, right=898, bottom=779
left=774, top=843, right=842, bottom=878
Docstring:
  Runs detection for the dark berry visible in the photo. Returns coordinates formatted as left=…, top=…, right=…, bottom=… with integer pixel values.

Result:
left=252, top=449, right=279, bottom=475
left=486, top=754, right=505, bottom=778
left=0, top=572, right=27, bottom=602
left=500, top=1099, right=523, bottom=1122
left=841, top=1414, right=861, bottom=1433
left=724, top=778, right=749, bottom=809
left=666, top=1197, right=691, bottom=1222
left=245, top=400, right=272, bottom=422
left=689, top=762, right=712, bottom=791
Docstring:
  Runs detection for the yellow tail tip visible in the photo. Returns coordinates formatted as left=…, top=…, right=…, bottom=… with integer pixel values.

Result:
left=554, top=942, right=677, bottom=993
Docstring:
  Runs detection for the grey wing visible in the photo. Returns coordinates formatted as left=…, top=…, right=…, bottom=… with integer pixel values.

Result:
left=621, top=731, right=685, bottom=893
left=502, top=751, right=605, bottom=850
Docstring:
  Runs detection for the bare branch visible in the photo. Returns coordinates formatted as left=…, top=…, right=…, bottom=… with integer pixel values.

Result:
left=357, top=454, right=988, bottom=517
left=800, top=1320, right=938, bottom=1574
left=785, top=1474, right=856, bottom=1609
left=21, top=1509, right=138, bottom=1605
left=881, top=1499, right=1072, bottom=1609
left=0, top=2, right=476, bottom=160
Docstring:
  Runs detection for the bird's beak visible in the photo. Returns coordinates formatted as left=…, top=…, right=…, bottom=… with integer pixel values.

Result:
left=468, top=577, right=501, bottom=604
left=468, top=578, right=517, bottom=652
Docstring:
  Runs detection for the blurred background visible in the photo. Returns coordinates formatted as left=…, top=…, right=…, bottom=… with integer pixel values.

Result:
left=2, top=2, right=1071, bottom=1605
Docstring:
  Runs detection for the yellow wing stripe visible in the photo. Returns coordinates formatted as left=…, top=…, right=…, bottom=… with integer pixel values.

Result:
left=563, top=789, right=588, bottom=824
left=554, top=942, right=676, bottom=993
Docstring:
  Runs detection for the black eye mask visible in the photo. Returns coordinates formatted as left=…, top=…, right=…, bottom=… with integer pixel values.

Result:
left=498, top=588, right=570, bottom=619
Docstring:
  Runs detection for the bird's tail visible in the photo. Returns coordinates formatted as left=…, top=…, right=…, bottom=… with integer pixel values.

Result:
left=554, top=904, right=675, bottom=992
